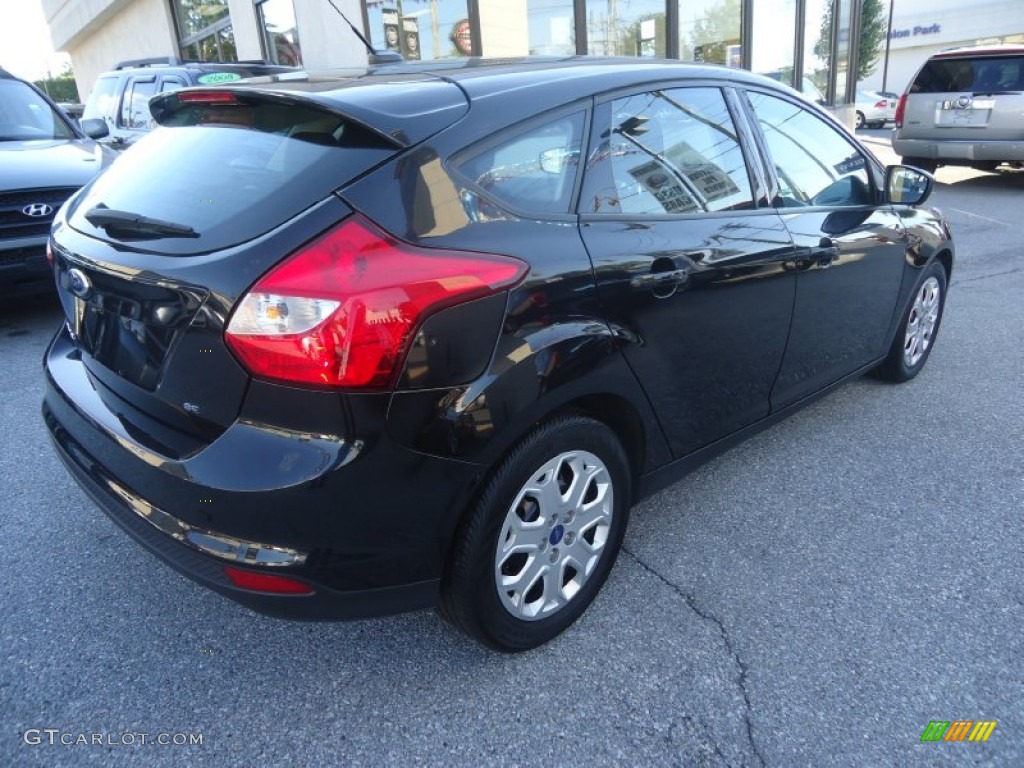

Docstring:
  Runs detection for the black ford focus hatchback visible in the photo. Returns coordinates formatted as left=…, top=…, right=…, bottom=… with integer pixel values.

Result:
left=44, top=58, right=953, bottom=651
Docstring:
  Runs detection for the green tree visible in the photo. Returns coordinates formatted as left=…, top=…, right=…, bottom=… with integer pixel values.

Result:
left=33, top=68, right=79, bottom=103
left=858, top=0, right=888, bottom=79
left=815, top=0, right=889, bottom=81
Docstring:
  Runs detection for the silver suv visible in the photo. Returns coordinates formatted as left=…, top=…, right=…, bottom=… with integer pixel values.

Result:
left=892, top=44, right=1024, bottom=173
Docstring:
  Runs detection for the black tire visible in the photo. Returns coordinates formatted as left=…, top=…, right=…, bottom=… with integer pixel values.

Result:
left=902, top=156, right=938, bottom=174
left=440, top=415, right=631, bottom=652
left=855, top=111, right=865, bottom=129
left=874, top=260, right=948, bottom=382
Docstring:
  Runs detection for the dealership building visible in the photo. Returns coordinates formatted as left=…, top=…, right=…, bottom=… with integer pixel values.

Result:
left=41, top=0, right=1022, bottom=120
left=861, top=0, right=1024, bottom=94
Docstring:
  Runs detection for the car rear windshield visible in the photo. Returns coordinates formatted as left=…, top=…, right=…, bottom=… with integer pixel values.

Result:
left=68, top=96, right=398, bottom=255
left=911, top=55, right=1024, bottom=93
left=0, top=79, right=74, bottom=141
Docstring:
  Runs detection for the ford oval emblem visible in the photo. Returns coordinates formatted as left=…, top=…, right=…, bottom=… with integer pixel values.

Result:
left=67, top=268, right=92, bottom=299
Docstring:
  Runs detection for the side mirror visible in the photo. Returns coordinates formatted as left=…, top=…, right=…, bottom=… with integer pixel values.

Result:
left=539, top=148, right=576, bottom=174
left=81, top=118, right=109, bottom=140
left=886, top=165, right=933, bottom=206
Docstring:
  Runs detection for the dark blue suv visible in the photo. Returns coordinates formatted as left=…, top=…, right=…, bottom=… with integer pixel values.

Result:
left=0, top=67, right=111, bottom=301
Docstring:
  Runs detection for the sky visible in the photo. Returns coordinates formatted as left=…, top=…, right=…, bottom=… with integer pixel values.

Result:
left=0, top=0, right=71, bottom=81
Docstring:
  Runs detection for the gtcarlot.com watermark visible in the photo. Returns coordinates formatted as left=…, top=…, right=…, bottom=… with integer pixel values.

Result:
left=23, top=729, right=203, bottom=747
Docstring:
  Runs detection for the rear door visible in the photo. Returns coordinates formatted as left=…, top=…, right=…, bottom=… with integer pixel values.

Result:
left=905, top=53, right=1024, bottom=141
left=742, top=89, right=906, bottom=409
left=577, top=84, right=797, bottom=458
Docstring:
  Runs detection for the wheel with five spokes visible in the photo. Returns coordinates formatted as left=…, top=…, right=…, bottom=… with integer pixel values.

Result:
left=440, top=415, right=631, bottom=652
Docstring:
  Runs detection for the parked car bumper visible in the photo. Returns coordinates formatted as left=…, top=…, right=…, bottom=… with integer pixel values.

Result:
left=892, top=136, right=1024, bottom=163
left=42, top=325, right=484, bottom=620
left=0, top=236, right=51, bottom=300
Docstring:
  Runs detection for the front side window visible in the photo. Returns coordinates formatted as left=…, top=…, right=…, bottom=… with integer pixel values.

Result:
left=122, top=78, right=158, bottom=130
left=0, top=79, right=73, bottom=141
left=454, top=112, right=585, bottom=216
left=82, top=76, right=120, bottom=122
left=580, top=87, right=754, bottom=215
left=748, top=91, right=872, bottom=207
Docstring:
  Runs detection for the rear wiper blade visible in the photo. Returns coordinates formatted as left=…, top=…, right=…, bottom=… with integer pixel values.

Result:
left=85, top=205, right=198, bottom=238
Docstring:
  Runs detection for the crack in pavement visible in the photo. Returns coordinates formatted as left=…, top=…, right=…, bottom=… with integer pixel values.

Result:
left=623, top=546, right=767, bottom=768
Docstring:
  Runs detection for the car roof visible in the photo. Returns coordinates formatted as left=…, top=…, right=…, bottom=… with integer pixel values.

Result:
left=219, top=56, right=783, bottom=144
left=932, top=44, right=1024, bottom=59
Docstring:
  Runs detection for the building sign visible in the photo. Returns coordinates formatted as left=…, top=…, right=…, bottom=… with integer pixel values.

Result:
left=889, top=23, right=941, bottom=40
left=382, top=8, right=400, bottom=51
left=452, top=19, right=473, bottom=56
left=402, top=17, right=420, bottom=60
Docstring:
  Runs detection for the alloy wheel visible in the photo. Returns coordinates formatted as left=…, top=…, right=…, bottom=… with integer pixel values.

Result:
left=494, top=451, right=613, bottom=621
left=903, top=276, right=941, bottom=368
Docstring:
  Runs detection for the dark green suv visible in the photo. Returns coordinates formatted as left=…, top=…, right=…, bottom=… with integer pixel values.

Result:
left=80, top=56, right=298, bottom=149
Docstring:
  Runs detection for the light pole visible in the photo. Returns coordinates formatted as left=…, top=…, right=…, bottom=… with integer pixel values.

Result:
left=882, top=0, right=895, bottom=92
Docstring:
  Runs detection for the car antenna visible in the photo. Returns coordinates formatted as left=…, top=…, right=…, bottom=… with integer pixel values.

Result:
left=324, top=0, right=404, bottom=65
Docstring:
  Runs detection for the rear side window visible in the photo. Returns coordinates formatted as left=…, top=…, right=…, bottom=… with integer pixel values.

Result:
left=912, top=55, right=1024, bottom=93
left=82, top=76, right=120, bottom=122
left=454, top=112, right=585, bottom=215
left=69, top=97, right=398, bottom=255
left=580, top=87, right=754, bottom=215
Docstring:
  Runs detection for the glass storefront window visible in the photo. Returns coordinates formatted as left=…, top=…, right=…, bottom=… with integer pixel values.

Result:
left=183, top=26, right=237, bottom=62
left=751, top=0, right=795, bottom=86
left=586, top=0, right=666, bottom=58
left=258, top=0, right=302, bottom=66
left=833, top=0, right=854, bottom=103
left=678, top=0, right=741, bottom=66
left=364, top=0, right=470, bottom=60
left=806, top=0, right=834, bottom=101
left=528, top=0, right=575, bottom=56
left=174, top=0, right=230, bottom=39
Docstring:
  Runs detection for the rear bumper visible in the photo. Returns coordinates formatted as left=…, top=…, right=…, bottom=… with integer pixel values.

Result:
left=0, top=238, right=52, bottom=300
left=892, top=136, right=1024, bottom=163
left=43, top=325, right=485, bottom=620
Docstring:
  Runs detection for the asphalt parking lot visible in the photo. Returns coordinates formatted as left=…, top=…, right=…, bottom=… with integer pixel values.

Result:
left=2, top=130, right=1022, bottom=767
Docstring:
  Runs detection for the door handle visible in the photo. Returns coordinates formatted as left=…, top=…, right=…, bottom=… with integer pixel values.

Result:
left=802, top=238, right=840, bottom=268
left=630, top=268, right=691, bottom=290
left=812, top=237, right=840, bottom=266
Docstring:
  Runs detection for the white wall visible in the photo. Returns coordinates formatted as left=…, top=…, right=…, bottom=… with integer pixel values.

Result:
left=860, top=0, right=1024, bottom=93
left=45, top=0, right=179, bottom=101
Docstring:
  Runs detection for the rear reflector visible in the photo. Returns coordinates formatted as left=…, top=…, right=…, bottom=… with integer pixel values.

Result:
left=177, top=90, right=239, bottom=104
left=225, top=214, right=527, bottom=389
left=224, top=566, right=314, bottom=595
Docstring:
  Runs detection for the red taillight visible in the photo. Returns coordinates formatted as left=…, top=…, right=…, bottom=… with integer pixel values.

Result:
left=225, top=214, right=527, bottom=389
left=177, top=90, right=239, bottom=104
left=895, top=93, right=908, bottom=128
left=874, top=100, right=887, bottom=108
left=223, top=566, right=314, bottom=595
